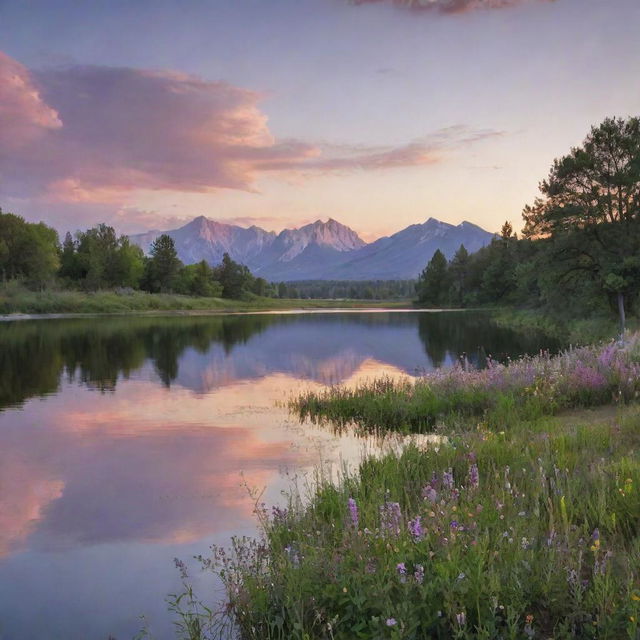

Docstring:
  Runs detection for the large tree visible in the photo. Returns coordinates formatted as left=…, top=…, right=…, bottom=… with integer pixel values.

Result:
left=73, top=223, right=144, bottom=289
left=144, top=234, right=183, bottom=293
left=213, top=252, right=255, bottom=299
left=0, top=208, right=59, bottom=286
left=416, top=249, right=449, bottom=306
left=522, top=116, right=640, bottom=336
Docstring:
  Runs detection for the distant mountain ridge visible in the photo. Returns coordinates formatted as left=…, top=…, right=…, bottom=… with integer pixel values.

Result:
left=130, top=216, right=494, bottom=281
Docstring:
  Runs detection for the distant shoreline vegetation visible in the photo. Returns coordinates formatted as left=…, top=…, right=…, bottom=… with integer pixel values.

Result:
left=1, top=116, right=639, bottom=335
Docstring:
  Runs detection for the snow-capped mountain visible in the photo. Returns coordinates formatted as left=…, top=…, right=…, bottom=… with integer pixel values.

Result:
left=130, top=216, right=494, bottom=280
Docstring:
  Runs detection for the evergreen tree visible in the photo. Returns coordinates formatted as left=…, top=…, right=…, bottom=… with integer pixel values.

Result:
left=449, top=244, right=470, bottom=306
left=416, top=249, right=449, bottom=306
left=144, top=234, right=182, bottom=293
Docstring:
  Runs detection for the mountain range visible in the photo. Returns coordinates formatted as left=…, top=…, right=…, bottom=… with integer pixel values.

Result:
left=130, top=216, right=494, bottom=281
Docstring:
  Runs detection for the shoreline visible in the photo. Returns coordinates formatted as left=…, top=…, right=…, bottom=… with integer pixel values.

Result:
left=0, top=304, right=479, bottom=322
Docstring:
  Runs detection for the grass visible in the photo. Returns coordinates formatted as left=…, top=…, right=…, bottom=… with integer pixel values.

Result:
left=180, top=335, right=640, bottom=640
left=292, top=334, right=640, bottom=435
left=0, top=282, right=411, bottom=316
left=491, top=308, right=640, bottom=346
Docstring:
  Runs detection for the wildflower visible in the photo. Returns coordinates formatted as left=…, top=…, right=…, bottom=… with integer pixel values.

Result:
left=173, top=557, right=189, bottom=580
left=414, top=564, right=424, bottom=584
left=590, top=528, right=600, bottom=552
left=380, top=502, right=402, bottom=536
left=347, top=497, right=359, bottom=529
left=271, top=505, right=288, bottom=523
left=455, top=611, right=466, bottom=626
left=408, top=516, right=423, bottom=541
left=396, top=562, right=407, bottom=575
left=386, top=618, right=397, bottom=627
left=468, top=463, right=480, bottom=489
left=422, top=484, right=437, bottom=503
left=443, top=468, right=454, bottom=489
left=450, top=520, right=459, bottom=531
left=524, top=614, right=535, bottom=638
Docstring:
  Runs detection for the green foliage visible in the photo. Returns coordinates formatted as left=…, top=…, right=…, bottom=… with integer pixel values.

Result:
left=175, top=261, right=224, bottom=297
left=0, top=208, right=59, bottom=287
left=522, top=116, right=640, bottom=332
left=213, top=252, right=256, bottom=299
left=62, top=223, right=146, bottom=289
left=144, top=234, right=183, bottom=293
left=416, top=249, right=449, bottom=306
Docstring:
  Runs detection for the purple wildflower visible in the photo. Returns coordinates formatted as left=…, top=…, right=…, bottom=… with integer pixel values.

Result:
left=468, top=463, right=479, bottom=489
left=408, top=515, right=423, bottom=541
left=347, top=497, right=359, bottom=529
left=443, top=468, right=454, bottom=489
left=386, top=618, right=397, bottom=627
left=450, top=520, right=459, bottom=531
left=396, top=562, right=406, bottom=575
left=422, top=484, right=437, bottom=503
left=271, top=505, right=288, bottom=523
left=414, top=564, right=424, bottom=584
left=380, top=501, right=402, bottom=536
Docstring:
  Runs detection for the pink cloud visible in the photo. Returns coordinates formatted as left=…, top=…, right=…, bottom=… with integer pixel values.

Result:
left=350, top=0, right=555, bottom=14
left=0, top=51, right=61, bottom=151
left=0, top=51, right=503, bottom=230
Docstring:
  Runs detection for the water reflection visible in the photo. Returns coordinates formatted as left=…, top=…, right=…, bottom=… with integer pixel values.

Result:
left=0, top=311, right=557, bottom=639
left=0, top=312, right=556, bottom=410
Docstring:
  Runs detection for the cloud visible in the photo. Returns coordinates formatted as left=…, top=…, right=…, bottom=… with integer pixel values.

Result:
left=0, top=53, right=317, bottom=202
left=349, top=0, right=554, bottom=14
left=0, top=51, right=504, bottom=230
left=0, top=51, right=61, bottom=151
left=299, top=126, right=503, bottom=173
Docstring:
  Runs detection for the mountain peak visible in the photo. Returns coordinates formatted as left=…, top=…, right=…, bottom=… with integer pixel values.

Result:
left=129, top=215, right=493, bottom=280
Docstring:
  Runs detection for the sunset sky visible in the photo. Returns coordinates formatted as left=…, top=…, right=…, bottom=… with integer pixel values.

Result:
left=1, top=0, right=639, bottom=240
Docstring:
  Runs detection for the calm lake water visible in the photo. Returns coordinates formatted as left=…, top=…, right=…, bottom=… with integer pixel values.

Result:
left=0, top=310, right=557, bottom=640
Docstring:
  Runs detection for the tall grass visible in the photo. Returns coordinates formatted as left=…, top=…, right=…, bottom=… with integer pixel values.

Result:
left=293, top=334, right=640, bottom=434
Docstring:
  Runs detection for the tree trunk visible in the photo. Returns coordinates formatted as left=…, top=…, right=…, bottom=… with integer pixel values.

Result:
left=617, top=291, right=626, bottom=341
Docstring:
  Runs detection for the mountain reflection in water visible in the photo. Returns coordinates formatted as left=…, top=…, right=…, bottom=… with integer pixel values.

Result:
left=0, top=311, right=557, bottom=640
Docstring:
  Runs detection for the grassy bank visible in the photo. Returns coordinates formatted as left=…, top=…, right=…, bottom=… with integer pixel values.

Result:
left=491, top=308, right=640, bottom=345
left=293, top=334, right=640, bottom=434
left=210, top=405, right=640, bottom=640
left=196, top=337, right=640, bottom=640
left=0, top=283, right=411, bottom=316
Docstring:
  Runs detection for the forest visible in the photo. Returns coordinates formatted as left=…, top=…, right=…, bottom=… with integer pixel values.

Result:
left=416, top=117, right=640, bottom=333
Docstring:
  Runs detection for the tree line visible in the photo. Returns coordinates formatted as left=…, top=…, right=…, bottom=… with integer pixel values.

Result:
left=279, top=280, right=415, bottom=300
left=0, top=215, right=276, bottom=300
left=416, top=116, right=640, bottom=334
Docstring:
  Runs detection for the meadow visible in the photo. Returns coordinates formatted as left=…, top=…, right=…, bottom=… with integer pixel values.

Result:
left=190, top=335, right=640, bottom=640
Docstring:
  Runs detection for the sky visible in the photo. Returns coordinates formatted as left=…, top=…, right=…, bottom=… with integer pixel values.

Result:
left=1, top=0, right=639, bottom=240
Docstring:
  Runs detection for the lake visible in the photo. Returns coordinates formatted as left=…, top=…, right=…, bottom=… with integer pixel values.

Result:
left=0, top=310, right=556, bottom=640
